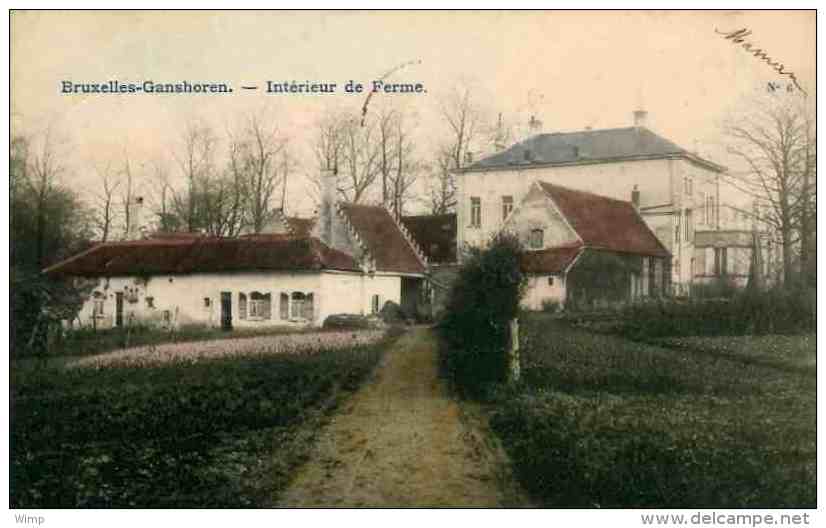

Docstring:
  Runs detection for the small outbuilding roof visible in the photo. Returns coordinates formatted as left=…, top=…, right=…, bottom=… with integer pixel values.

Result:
left=43, top=235, right=361, bottom=277
left=537, top=181, right=671, bottom=258
left=401, top=213, right=457, bottom=264
left=339, top=203, right=427, bottom=274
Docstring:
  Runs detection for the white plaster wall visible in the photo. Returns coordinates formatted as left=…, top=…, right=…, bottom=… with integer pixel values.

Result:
left=72, top=270, right=402, bottom=329
left=457, top=158, right=677, bottom=249
left=456, top=156, right=719, bottom=291
left=319, top=272, right=401, bottom=321
left=501, top=185, right=578, bottom=248
left=521, top=274, right=566, bottom=311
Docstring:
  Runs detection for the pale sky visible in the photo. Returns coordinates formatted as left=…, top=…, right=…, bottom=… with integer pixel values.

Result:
left=11, top=10, right=816, bottom=215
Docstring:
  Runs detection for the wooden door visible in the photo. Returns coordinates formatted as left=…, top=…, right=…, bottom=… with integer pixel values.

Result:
left=115, top=292, right=124, bottom=327
left=220, top=292, right=233, bottom=330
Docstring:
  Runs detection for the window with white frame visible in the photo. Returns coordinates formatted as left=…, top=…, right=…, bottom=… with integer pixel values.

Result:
left=290, top=292, right=306, bottom=319
left=249, top=292, right=272, bottom=319
left=470, top=197, right=481, bottom=228
left=92, top=292, right=105, bottom=317
left=239, top=293, right=247, bottom=319
left=502, top=196, right=513, bottom=221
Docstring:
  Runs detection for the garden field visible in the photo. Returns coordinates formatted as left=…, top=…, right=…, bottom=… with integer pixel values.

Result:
left=489, top=314, right=816, bottom=508
left=10, top=329, right=396, bottom=507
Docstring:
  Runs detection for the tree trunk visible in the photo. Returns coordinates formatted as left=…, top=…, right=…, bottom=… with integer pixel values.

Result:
left=508, top=318, right=520, bottom=383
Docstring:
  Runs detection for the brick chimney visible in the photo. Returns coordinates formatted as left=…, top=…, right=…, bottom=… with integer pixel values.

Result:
left=633, top=109, right=648, bottom=128
left=317, top=167, right=338, bottom=246
left=528, top=115, right=543, bottom=136
left=126, top=196, right=144, bottom=240
left=631, top=185, right=641, bottom=211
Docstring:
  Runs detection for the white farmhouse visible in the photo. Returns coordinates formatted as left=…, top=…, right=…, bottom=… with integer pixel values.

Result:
left=44, top=170, right=427, bottom=329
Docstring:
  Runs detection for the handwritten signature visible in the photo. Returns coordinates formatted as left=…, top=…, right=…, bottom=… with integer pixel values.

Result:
left=715, top=28, right=806, bottom=96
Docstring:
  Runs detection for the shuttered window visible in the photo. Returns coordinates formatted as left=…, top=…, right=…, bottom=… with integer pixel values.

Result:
left=280, top=293, right=289, bottom=320
left=290, top=292, right=305, bottom=319
left=239, top=293, right=247, bottom=320
left=302, top=293, right=314, bottom=321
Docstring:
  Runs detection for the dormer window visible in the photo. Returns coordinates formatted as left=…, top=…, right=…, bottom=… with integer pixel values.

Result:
left=529, top=229, right=544, bottom=249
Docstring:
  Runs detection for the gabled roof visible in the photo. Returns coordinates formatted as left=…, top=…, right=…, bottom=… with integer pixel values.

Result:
left=43, top=235, right=360, bottom=277
left=401, top=213, right=457, bottom=264
left=536, top=181, right=670, bottom=258
left=463, top=127, right=725, bottom=173
left=339, top=203, right=426, bottom=274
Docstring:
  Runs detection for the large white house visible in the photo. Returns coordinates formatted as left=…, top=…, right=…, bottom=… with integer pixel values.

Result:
left=45, top=170, right=427, bottom=329
left=454, top=111, right=727, bottom=295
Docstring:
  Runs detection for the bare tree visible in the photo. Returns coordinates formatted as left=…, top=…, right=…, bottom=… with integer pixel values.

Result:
left=724, top=93, right=816, bottom=284
left=172, top=120, right=218, bottom=233
left=388, top=112, right=419, bottom=217
left=423, top=146, right=458, bottom=214
left=229, top=113, right=287, bottom=233
left=29, top=127, right=64, bottom=267
left=146, top=158, right=178, bottom=233
left=309, top=108, right=380, bottom=206
left=91, top=161, right=120, bottom=242
left=119, top=150, right=136, bottom=239
left=376, top=107, right=399, bottom=206
left=425, top=83, right=489, bottom=214
left=341, top=117, right=381, bottom=203
left=439, top=83, right=486, bottom=172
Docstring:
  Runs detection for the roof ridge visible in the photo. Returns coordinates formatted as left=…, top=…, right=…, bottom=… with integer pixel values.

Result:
left=538, top=180, right=633, bottom=205
left=381, top=205, right=429, bottom=268
left=336, top=203, right=374, bottom=271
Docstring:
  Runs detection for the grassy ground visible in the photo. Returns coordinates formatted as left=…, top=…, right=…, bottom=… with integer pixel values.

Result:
left=488, top=314, right=816, bottom=508
left=10, top=333, right=396, bottom=508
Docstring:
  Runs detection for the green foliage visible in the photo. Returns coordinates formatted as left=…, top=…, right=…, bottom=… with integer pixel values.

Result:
left=617, top=284, right=816, bottom=339
left=489, top=315, right=816, bottom=508
left=438, top=233, right=526, bottom=396
left=10, top=338, right=391, bottom=507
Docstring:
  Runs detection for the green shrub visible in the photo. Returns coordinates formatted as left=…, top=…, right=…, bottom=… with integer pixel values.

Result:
left=491, top=391, right=815, bottom=508
left=488, top=315, right=816, bottom=508
left=617, top=284, right=815, bottom=339
left=438, top=233, right=526, bottom=396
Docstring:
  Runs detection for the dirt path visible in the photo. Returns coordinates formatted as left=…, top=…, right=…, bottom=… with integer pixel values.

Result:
left=276, top=327, right=528, bottom=508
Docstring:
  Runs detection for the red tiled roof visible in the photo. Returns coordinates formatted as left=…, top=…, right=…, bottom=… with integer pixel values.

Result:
left=537, top=181, right=670, bottom=258
left=401, top=213, right=457, bottom=264
left=43, top=236, right=360, bottom=277
left=339, top=203, right=426, bottom=274
left=521, top=244, right=583, bottom=274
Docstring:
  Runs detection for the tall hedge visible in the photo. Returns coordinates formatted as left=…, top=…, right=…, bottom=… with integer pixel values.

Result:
left=438, top=233, right=526, bottom=395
